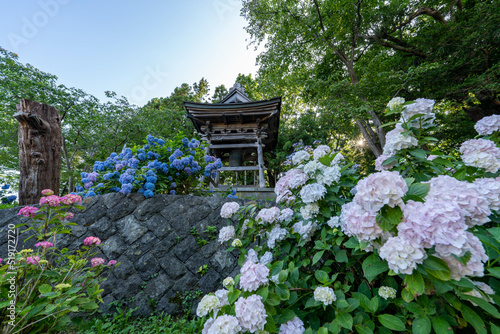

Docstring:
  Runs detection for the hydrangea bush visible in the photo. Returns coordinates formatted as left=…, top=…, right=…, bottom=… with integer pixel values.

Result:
left=0, top=184, right=17, bottom=205
left=0, top=190, right=118, bottom=334
left=75, top=133, right=221, bottom=198
left=196, top=99, right=500, bottom=333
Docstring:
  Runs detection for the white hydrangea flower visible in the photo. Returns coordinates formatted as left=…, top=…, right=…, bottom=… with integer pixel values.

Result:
left=220, top=202, right=240, bottom=218
left=235, top=295, right=267, bottom=332
left=288, top=169, right=309, bottom=189
left=267, top=225, right=288, bottom=249
left=304, top=160, right=323, bottom=175
left=316, top=166, right=341, bottom=186
left=379, top=236, right=427, bottom=275
left=279, top=317, right=305, bottom=334
left=292, top=220, right=318, bottom=243
left=474, top=114, right=500, bottom=135
left=300, top=183, right=327, bottom=204
left=218, top=226, right=235, bottom=244
left=378, top=286, right=397, bottom=300
left=313, top=145, right=331, bottom=160
left=383, top=123, right=419, bottom=155
left=313, top=286, right=336, bottom=305
left=331, top=153, right=344, bottom=165
left=245, top=249, right=259, bottom=263
left=202, top=317, right=215, bottom=334
left=327, top=216, right=340, bottom=229
left=292, top=150, right=310, bottom=165
left=473, top=177, right=500, bottom=211
left=278, top=208, right=294, bottom=222
left=400, top=98, right=435, bottom=126
left=196, top=294, right=220, bottom=317
left=215, top=289, right=229, bottom=307
left=231, top=238, right=242, bottom=247
left=259, top=251, right=273, bottom=265
left=256, top=207, right=281, bottom=224
left=207, top=315, right=241, bottom=334
left=387, top=97, right=405, bottom=110
left=375, top=155, right=396, bottom=171
left=223, top=277, right=234, bottom=288
left=300, top=203, right=319, bottom=220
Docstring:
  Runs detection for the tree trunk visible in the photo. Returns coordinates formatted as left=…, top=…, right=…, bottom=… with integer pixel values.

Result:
left=14, top=99, right=62, bottom=205
left=61, top=134, right=73, bottom=193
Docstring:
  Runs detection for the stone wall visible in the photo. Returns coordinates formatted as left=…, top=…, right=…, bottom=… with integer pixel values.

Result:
left=0, top=193, right=259, bottom=316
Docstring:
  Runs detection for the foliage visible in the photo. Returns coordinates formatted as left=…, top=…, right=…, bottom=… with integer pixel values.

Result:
left=0, top=190, right=118, bottom=333
left=0, top=184, right=16, bottom=205
left=67, top=309, right=202, bottom=334
left=197, top=99, right=500, bottom=333
left=74, top=133, right=222, bottom=198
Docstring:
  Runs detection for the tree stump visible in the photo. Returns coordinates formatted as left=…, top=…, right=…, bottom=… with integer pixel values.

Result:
left=14, top=99, right=62, bottom=205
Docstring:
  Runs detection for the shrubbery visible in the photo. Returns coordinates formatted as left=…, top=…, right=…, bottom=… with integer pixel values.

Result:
left=0, top=190, right=117, bottom=334
left=75, top=133, right=221, bottom=198
left=197, top=99, right=500, bottom=333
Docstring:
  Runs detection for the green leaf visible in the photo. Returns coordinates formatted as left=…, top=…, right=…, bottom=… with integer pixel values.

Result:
left=313, top=251, right=324, bottom=265
left=264, top=315, right=276, bottom=332
left=488, top=267, right=500, bottom=279
left=278, top=270, right=288, bottom=284
left=80, top=302, right=99, bottom=310
left=460, top=294, right=500, bottom=318
left=401, top=288, right=414, bottom=302
left=461, top=304, right=487, bottom=334
left=265, top=292, right=281, bottom=306
left=256, top=286, right=268, bottom=301
left=491, top=322, right=500, bottom=334
left=404, top=271, right=425, bottom=296
left=376, top=205, right=403, bottom=232
left=318, top=327, right=329, bottom=334
left=276, top=284, right=290, bottom=300
left=228, top=290, right=241, bottom=304
left=362, top=254, right=389, bottom=282
left=336, top=310, right=353, bottom=330
left=354, top=324, right=374, bottom=334
left=315, top=270, right=329, bottom=284
left=305, top=297, right=322, bottom=309
left=413, top=316, right=432, bottom=334
left=423, top=256, right=451, bottom=281
left=431, top=316, right=453, bottom=334
left=335, top=250, right=348, bottom=263
left=409, top=148, right=427, bottom=160
left=451, top=251, right=471, bottom=267
left=378, top=314, right=406, bottom=331
left=488, top=227, right=500, bottom=242
left=406, top=183, right=430, bottom=199
left=38, top=284, right=52, bottom=294
left=280, top=309, right=296, bottom=323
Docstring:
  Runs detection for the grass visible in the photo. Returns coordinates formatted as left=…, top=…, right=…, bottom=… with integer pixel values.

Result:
left=61, top=307, right=203, bottom=334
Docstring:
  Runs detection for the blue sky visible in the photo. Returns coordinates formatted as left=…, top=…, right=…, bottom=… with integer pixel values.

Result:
left=0, top=0, right=261, bottom=105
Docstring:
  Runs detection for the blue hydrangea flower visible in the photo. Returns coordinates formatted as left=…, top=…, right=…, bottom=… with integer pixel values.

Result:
left=81, top=172, right=88, bottom=178
left=146, top=176, right=157, bottom=183
left=144, top=190, right=154, bottom=198
left=138, top=152, right=146, bottom=161
left=103, top=173, right=113, bottom=181
left=158, top=139, right=165, bottom=146
left=86, top=191, right=96, bottom=197
left=146, top=170, right=156, bottom=177
left=231, top=189, right=236, bottom=195
left=6, top=195, right=16, bottom=203
left=120, top=183, right=133, bottom=195
left=88, top=172, right=99, bottom=182
left=182, top=138, right=189, bottom=146
left=173, top=149, right=183, bottom=158
left=168, top=176, right=173, bottom=181
left=204, top=156, right=213, bottom=163
left=110, top=187, right=121, bottom=192
left=1, top=184, right=10, bottom=190
left=76, top=186, right=84, bottom=192
left=170, top=182, right=176, bottom=188
left=184, top=167, right=191, bottom=175
left=170, top=190, right=175, bottom=195
left=81, top=178, right=90, bottom=184
left=144, top=182, right=155, bottom=190
left=147, top=151, right=155, bottom=159
left=97, top=183, right=104, bottom=188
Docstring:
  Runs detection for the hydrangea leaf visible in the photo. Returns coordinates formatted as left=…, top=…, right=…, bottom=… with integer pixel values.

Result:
left=378, top=314, right=406, bottom=331
left=412, top=316, right=432, bottom=334
left=431, top=316, right=453, bottom=334
left=459, top=293, right=500, bottom=319
left=409, top=148, right=427, bottom=160
left=461, top=304, right=487, bottom=334
left=264, top=315, right=276, bottom=333
left=362, top=254, right=388, bottom=282
left=354, top=324, right=373, bottom=334
left=376, top=205, right=403, bottom=232
left=313, top=251, right=325, bottom=265
left=404, top=271, right=425, bottom=297
left=335, top=310, right=353, bottom=330
left=423, top=256, right=451, bottom=281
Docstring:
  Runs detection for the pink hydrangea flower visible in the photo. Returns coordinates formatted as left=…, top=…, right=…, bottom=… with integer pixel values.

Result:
left=235, top=295, right=267, bottom=332
left=460, top=138, right=500, bottom=173
left=279, top=317, right=305, bottom=334
left=256, top=207, right=281, bottom=224
left=84, top=236, right=101, bottom=246
left=340, top=202, right=383, bottom=242
left=60, top=194, right=83, bottom=205
left=107, top=260, right=117, bottom=266
left=473, top=177, right=500, bottom=212
left=0, top=258, right=3, bottom=263
left=26, top=256, right=40, bottom=265
left=65, top=212, right=75, bottom=219
left=35, top=241, right=54, bottom=248
left=220, top=202, right=240, bottom=219
left=354, top=171, right=408, bottom=212
left=239, top=260, right=269, bottom=292
left=91, top=257, right=105, bottom=267
left=425, top=175, right=491, bottom=227
left=39, top=195, right=61, bottom=207
left=17, top=206, right=39, bottom=218
left=474, top=114, right=500, bottom=135
left=278, top=208, right=294, bottom=222
left=41, top=189, right=54, bottom=196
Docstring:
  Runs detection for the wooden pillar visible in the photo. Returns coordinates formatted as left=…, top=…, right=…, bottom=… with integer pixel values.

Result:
left=257, top=136, right=265, bottom=188
left=14, top=99, right=62, bottom=205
